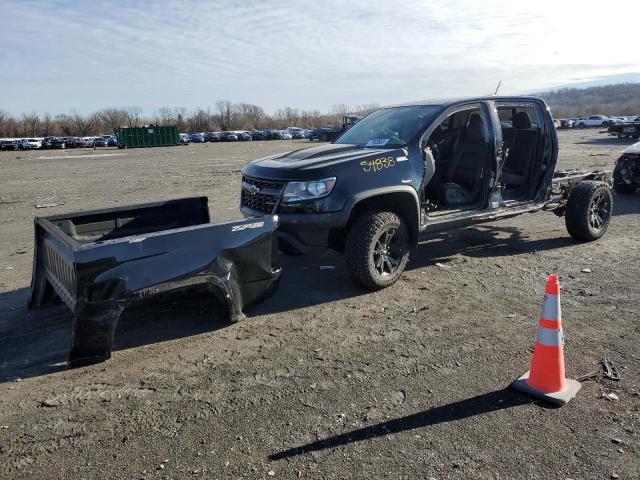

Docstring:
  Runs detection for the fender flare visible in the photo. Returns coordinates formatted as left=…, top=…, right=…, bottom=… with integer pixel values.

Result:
left=338, top=186, right=421, bottom=247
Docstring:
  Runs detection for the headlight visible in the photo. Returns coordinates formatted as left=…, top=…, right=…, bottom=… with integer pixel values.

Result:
left=282, top=177, right=336, bottom=203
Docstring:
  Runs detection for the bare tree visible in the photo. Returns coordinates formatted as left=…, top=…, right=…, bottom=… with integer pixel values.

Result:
left=215, top=100, right=239, bottom=130
left=70, top=109, right=97, bottom=136
left=22, top=112, right=41, bottom=137
left=174, top=107, right=187, bottom=131
left=100, top=108, right=128, bottom=134
left=41, top=113, right=55, bottom=136
left=238, top=103, right=265, bottom=129
left=125, top=106, right=143, bottom=128
left=0, top=110, right=9, bottom=137
left=156, top=107, right=176, bottom=125
left=187, top=108, right=213, bottom=132
left=55, top=114, right=75, bottom=136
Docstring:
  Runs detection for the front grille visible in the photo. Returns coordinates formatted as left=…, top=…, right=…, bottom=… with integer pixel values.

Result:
left=241, top=190, right=279, bottom=213
left=242, top=175, right=285, bottom=190
left=241, top=175, right=285, bottom=214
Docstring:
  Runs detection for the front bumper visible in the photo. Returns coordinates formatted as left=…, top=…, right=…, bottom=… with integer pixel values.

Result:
left=241, top=206, right=345, bottom=252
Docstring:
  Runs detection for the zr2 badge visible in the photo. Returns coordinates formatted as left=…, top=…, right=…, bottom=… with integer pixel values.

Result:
left=232, top=221, right=265, bottom=232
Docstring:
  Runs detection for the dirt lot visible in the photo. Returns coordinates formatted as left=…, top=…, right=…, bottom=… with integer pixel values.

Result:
left=1, top=130, right=639, bottom=479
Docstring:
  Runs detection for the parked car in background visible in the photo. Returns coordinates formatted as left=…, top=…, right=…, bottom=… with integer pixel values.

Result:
left=270, top=130, right=284, bottom=140
left=238, top=132, right=252, bottom=141
left=0, top=140, right=20, bottom=151
left=18, top=139, right=32, bottom=150
left=106, top=136, right=118, bottom=147
left=221, top=131, right=238, bottom=141
left=285, top=127, right=305, bottom=137
left=558, top=119, right=574, bottom=129
left=179, top=133, right=190, bottom=145
left=42, top=137, right=66, bottom=149
left=250, top=130, right=265, bottom=140
left=62, top=137, right=81, bottom=148
left=280, top=131, right=292, bottom=140
left=574, top=115, right=612, bottom=128
left=291, top=130, right=306, bottom=139
left=189, top=133, right=205, bottom=143
left=608, top=116, right=640, bottom=139
left=42, top=137, right=67, bottom=149
left=92, top=137, right=107, bottom=147
left=24, top=138, right=42, bottom=149
left=262, top=129, right=278, bottom=140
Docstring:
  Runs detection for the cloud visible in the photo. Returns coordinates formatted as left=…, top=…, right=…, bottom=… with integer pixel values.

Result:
left=1, top=0, right=639, bottom=115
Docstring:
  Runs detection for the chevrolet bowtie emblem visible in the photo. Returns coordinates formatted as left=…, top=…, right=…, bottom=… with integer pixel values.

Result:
left=248, top=184, right=261, bottom=195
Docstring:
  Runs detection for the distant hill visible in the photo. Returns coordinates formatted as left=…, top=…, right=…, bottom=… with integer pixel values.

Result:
left=537, top=72, right=640, bottom=91
left=538, top=83, right=640, bottom=118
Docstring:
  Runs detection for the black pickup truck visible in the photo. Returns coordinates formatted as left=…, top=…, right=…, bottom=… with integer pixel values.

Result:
left=608, top=116, right=640, bottom=139
left=241, top=96, right=613, bottom=289
left=28, top=197, right=281, bottom=366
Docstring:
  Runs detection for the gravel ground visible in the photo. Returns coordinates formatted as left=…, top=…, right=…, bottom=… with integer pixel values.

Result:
left=0, top=130, right=638, bottom=479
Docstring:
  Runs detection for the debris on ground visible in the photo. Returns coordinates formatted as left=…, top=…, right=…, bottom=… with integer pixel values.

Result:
left=577, top=359, right=621, bottom=382
left=604, top=392, right=620, bottom=401
left=581, top=268, right=592, bottom=273
left=434, top=262, right=450, bottom=269
left=35, top=201, right=64, bottom=209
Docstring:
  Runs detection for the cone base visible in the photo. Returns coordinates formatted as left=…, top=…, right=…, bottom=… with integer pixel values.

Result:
left=511, top=371, right=581, bottom=406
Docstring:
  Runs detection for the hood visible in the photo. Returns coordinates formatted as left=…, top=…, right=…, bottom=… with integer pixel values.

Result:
left=623, top=142, right=640, bottom=155
left=243, top=143, right=404, bottom=180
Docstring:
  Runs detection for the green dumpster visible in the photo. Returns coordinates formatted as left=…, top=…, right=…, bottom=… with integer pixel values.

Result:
left=117, top=125, right=180, bottom=148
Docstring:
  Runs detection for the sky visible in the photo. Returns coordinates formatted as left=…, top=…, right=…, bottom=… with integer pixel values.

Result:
left=1, top=0, right=639, bottom=116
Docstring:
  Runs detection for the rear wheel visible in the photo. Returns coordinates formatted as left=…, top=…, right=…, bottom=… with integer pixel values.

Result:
left=565, top=181, right=613, bottom=241
left=345, top=211, right=410, bottom=290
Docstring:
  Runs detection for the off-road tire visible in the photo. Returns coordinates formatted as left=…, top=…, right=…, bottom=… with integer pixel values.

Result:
left=565, top=181, right=613, bottom=241
left=345, top=211, right=409, bottom=290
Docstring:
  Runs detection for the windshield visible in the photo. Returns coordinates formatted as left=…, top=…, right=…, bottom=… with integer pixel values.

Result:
left=335, top=105, right=441, bottom=148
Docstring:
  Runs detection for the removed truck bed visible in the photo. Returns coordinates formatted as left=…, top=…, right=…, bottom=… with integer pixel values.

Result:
left=28, top=197, right=281, bottom=367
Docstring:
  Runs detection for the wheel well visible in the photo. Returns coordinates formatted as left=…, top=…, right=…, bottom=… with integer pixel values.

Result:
left=329, top=192, right=420, bottom=252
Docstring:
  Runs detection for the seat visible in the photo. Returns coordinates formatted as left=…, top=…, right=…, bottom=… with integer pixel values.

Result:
left=437, top=115, right=488, bottom=205
left=502, top=112, right=537, bottom=187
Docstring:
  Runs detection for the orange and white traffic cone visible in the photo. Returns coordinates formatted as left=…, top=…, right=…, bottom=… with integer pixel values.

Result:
left=512, top=274, right=581, bottom=405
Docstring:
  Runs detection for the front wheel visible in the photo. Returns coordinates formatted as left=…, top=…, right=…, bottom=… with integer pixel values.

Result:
left=345, top=211, right=410, bottom=290
left=565, top=181, right=613, bottom=241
